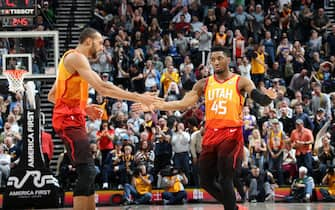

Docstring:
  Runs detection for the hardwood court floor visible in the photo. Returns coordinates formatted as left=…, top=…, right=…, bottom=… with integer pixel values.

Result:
left=44, top=202, right=335, bottom=210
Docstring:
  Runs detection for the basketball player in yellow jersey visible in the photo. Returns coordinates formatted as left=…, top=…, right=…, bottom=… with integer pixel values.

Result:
left=133, top=46, right=276, bottom=210
left=48, top=28, right=159, bottom=210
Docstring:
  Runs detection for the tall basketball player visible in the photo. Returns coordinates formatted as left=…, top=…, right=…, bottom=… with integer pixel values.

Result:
left=133, top=46, right=276, bottom=210
left=48, top=27, right=159, bottom=210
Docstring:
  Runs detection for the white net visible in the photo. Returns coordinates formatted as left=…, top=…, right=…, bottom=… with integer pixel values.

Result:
left=4, top=70, right=27, bottom=93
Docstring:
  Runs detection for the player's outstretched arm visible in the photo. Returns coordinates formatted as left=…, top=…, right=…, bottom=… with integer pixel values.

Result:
left=239, top=76, right=277, bottom=106
left=132, top=79, right=205, bottom=113
left=153, top=78, right=206, bottom=111
left=66, top=53, right=160, bottom=107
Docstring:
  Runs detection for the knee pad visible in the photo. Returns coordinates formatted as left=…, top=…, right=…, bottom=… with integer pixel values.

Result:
left=73, top=163, right=97, bottom=196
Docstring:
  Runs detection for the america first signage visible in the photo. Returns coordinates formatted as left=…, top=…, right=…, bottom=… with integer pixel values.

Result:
left=3, top=94, right=63, bottom=209
left=27, top=111, right=35, bottom=168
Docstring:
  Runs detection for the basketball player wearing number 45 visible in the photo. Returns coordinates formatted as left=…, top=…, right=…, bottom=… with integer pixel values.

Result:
left=48, top=28, right=159, bottom=210
left=133, top=46, right=277, bottom=210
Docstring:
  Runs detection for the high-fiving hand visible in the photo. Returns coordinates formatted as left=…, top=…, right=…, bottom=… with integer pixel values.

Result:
left=133, top=92, right=164, bottom=113
left=85, top=104, right=103, bottom=120
left=260, top=87, right=277, bottom=100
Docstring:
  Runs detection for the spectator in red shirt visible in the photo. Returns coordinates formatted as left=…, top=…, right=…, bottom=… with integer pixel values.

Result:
left=175, top=14, right=191, bottom=33
left=96, top=120, right=115, bottom=166
left=41, top=128, right=54, bottom=168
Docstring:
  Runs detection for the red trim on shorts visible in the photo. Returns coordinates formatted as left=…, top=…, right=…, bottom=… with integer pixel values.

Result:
left=233, top=138, right=243, bottom=168
left=59, top=130, right=76, bottom=163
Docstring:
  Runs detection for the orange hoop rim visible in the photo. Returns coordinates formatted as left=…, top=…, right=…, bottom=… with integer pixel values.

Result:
left=3, top=70, right=28, bottom=93
left=3, top=69, right=28, bottom=79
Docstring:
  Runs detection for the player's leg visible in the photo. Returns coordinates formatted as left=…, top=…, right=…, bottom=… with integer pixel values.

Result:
left=199, top=144, right=225, bottom=203
left=59, top=127, right=96, bottom=210
left=217, top=138, right=243, bottom=210
left=75, top=163, right=96, bottom=210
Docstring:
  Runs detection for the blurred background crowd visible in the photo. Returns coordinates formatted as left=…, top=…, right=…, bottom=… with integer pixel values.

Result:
left=0, top=0, right=335, bottom=204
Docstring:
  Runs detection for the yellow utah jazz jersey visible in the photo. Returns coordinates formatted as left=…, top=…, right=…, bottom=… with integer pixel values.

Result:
left=204, top=75, right=245, bottom=129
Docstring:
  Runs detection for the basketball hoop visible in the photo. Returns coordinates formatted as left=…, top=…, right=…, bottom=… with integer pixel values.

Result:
left=3, top=70, right=28, bottom=93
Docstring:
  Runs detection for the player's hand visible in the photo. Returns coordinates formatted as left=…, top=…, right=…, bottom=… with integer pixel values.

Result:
left=131, top=103, right=154, bottom=113
left=85, top=104, right=103, bottom=120
left=261, top=87, right=277, bottom=100
left=138, top=92, right=164, bottom=109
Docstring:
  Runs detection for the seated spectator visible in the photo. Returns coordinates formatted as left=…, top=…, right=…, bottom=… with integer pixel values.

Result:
left=248, top=129, right=267, bottom=171
left=251, top=44, right=267, bottom=87
left=139, top=113, right=156, bottom=141
left=161, top=167, right=188, bottom=205
left=282, top=139, right=297, bottom=184
left=214, top=24, right=227, bottom=47
left=290, top=90, right=303, bottom=109
left=314, top=61, right=335, bottom=93
left=292, top=103, right=314, bottom=131
left=230, top=5, right=254, bottom=38
left=6, top=114, right=21, bottom=134
left=243, top=106, right=257, bottom=147
left=313, top=108, right=327, bottom=137
left=123, top=164, right=153, bottom=205
left=56, top=150, right=77, bottom=191
left=160, top=65, right=180, bottom=96
left=86, top=117, right=101, bottom=143
left=181, top=65, right=196, bottom=92
left=267, top=118, right=285, bottom=185
left=118, top=144, right=135, bottom=187
left=144, top=59, right=161, bottom=92
left=247, top=165, right=275, bottom=202
left=277, top=100, right=293, bottom=119
left=4, top=135, right=21, bottom=168
left=171, top=122, right=190, bottom=180
left=179, top=54, right=193, bottom=73
left=238, top=57, right=251, bottom=80
left=111, top=100, right=128, bottom=117
left=311, top=83, right=331, bottom=119
left=153, top=123, right=172, bottom=180
left=320, top=165, right=335, bottom=202
left=288, top=69, right=310, bottom=97
left=0, top=143, right=10, bottom=187
left=317, top=133, right=335, bottom=182
left=174, top=14, right=191, bottom=34
left=165, top=82, right=182, bottom=102
left=90, top=141, right=102, bottom=188
left=310, top=8, right=332, bottom=36
left=134, top=140, right=155, bottom=174
left=285, top=166, right=315, bottom=202
left=102, top=141, right=124, bottom=189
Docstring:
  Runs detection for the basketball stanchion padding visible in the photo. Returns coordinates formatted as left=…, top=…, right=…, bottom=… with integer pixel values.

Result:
left=3, top=71, right=63, bottom=209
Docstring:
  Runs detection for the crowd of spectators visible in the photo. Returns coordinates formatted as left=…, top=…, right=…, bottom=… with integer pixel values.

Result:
left=1, top=0, right=335, bottom=205
left=75, top=0, right=335, bottom=203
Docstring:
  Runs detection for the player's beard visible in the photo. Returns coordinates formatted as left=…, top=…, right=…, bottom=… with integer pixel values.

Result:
left=215, top=69, right=224, bottom=75
left=90, top=43, right=98, bottom=59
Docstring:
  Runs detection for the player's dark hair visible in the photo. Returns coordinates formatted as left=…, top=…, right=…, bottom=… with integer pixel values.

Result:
left=211, top=45, right=231, bottom=57
left=211, top=45, right=226, bottom=53
left=79, top=27, right=99, bottom=44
